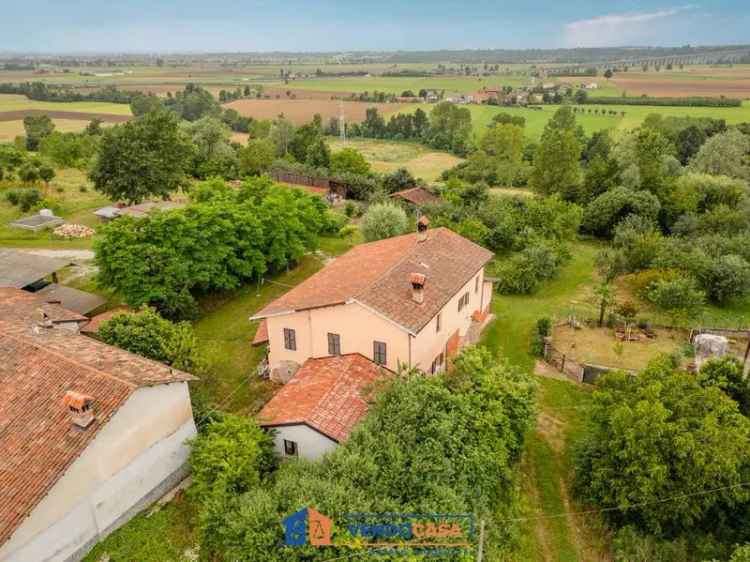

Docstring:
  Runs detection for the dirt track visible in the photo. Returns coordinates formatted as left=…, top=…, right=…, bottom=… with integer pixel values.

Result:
left=0, top=109, right=131, bottom=123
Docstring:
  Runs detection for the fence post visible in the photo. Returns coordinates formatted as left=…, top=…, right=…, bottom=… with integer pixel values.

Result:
left=561, top=353, right=566, bottom=374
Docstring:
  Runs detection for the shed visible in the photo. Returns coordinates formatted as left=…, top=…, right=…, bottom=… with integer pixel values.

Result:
left=36, top=284, right=107, bottom=315
left=390, top=186, right=441, bottom=207
left=93, top=206, right=121, bottom=220
left=0, top=249, right=69, bottom=289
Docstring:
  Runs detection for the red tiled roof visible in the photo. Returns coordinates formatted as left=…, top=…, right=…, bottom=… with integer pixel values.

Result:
left=251, top=319, right=269, bottom=346
left=80, top=305, right=131, bottom=334
left=257, top=354, right=388, bottom=442
left=252, top=228, right=493, bottom=334
left=0, top=289, right=195, bottom=547
left=390, top=186, right=441, bottom=206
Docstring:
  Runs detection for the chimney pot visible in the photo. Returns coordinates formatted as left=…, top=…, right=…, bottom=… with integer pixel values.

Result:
left=410, top=273, right=426, bottom=304
left=417, top=216, right=429, bottom=242
left=62, top=391, right=95, bottom=429
left=33, top=307, right=53, bottom=329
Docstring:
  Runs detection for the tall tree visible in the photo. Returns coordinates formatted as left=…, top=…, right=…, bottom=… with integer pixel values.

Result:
left=23, top=114, right=55, bottom=151
left=529, top=106, right=583, bottom=200
left=90, top=110, right=194, bottom=204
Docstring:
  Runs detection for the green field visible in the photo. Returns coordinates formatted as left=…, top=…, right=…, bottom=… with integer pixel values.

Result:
left=390, top=100, right=750, bottom=141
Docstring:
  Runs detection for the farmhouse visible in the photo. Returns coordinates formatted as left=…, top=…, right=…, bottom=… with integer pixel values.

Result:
left=258, top=353, right=389, bottom=460
left=0, top=288, right=197, bottom=562
left=251, top=223, right=495, bottom=382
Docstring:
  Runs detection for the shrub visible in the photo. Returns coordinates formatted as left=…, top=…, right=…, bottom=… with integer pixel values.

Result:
left=701, top=254, right=750, bottom=304
left=6, top=188, right=43, bottom=212
left=338, top=224, right=358, bottom=238
left=629, top=269, right=681, bottom=298
left=496, top=239, right=569, bottom=294
left=360, top=202, right=408, bottom=241
left=646, top=275, right=705, bottom=313
left=530, top=317, right=551, bottom=357
left=582, top=186, right=661, bottom=238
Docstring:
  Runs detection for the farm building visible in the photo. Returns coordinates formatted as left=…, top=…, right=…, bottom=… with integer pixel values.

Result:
left=0, top=249, right=69, bottom=289
left=0, top=288, right=197, bottom=562
left=390, top=186, right=442, bottom=208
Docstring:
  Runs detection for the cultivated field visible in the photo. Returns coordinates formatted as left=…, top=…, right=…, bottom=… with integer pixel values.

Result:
left=327, top=138, right=463, bottom=182
left=224, top=98, right=405, bottom=125
left=0, top=94, right=132, bottom=116
left=0, top=118, right=116, bottom=143
left=282, top=75, right=528, bottom=96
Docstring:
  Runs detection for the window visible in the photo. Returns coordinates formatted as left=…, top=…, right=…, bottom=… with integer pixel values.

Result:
left=283, top=439, right=298, bottom=457
left=458, top=292, right=470, bottom=312
left=431, top=352, right=444, bottom=374
left=327, top=333, right=341, bottom=355
left=475, top=276, right=480, bottom=293
left=436, top=312, right=441, bottom=333
left=283, top=328, right=296, bottom=351
left=373, top=341, right=387, bottom=365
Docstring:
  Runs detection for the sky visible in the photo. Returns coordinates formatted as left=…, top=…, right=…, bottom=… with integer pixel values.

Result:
left=1, top=0, right=749, bottom=53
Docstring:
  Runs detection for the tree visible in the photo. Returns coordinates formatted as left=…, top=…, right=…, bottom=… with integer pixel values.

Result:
left=425, top=101, right=472, bottom=155
left=604, top=68, right=614, bottom=79
left=574, top=357, right=750, bottom=535
left=181, top=116, right=238, bottom=179
left=23, top=114, right=55, bottom=151
left=269, top=116, right=294, bottom=157
left=675, top=125, right=706, bottom=164
left=382, top=167, right=416, bottom=194
left=594, top=282, right=617, bottom=326
left=238, top=139, right=275, bottom=176
left=38, top=164, right=55, bottom=187
left=98, top=307, right=203, bottom=372
left=529, top=106, right=582, bottom=200
left=330, top=147, right=370, bottom=176
left=129, top=93, right=163, bottom=117
left=85, top=118, right=103, bottom=136
left=360, top=202, right=408, bottom=241
left=582, top=186, right=661, bottom=238
left=305, top=138, right=330, bottom=169
left=89, top=111, right=194, bottom=204
left=689, top=129, right=750, bottom=180
left=288, top=123, right=320, bottom=163
left=698, top=357, right=750, bottom=416
left=167, top=84, right=221, bottom=121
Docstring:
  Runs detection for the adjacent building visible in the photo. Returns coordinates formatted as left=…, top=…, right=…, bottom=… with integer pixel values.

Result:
left=0, top=288, right=197, bottom=562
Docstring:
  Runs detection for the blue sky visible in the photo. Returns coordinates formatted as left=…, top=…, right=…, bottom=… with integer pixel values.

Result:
left=2, top=1, right=749, bottom=53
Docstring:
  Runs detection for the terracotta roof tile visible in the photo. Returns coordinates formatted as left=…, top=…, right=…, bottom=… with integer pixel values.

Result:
left=257, top=354, right=388, bottom=442
left=390, top=187, right=442, bottom=206
left=0, top=289, right=195, bottom=547
left=79, top=306, right=131, bottom=334
left=251, top=319, right=269, bottom=346
left=252, top=228, right=493, bottom=333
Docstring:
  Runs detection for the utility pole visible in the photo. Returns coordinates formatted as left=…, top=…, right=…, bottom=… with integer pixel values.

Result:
left=338, top=99, right=346, bottom=143
left=476, top=519, right=485, bottom=562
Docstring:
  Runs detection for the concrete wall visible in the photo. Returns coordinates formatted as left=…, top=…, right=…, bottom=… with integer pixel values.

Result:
left=268, top=424, right=338, bottom=461
left=0, top=382, right=196, bottom=562
left=264, top=267, right=489, bottom=375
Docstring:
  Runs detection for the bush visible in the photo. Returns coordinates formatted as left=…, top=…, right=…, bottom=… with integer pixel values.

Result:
left=582, top=186, right=661, bottom=238
left=646, top=275, right=705, bottom=314
left=701, top=254, right=750, bottom=304
left=5, top=188, right=43, bottom=212
left=530, top=317, right=551, bottom=357
left=629, top=269, right=681, bottom=298
left=496, top=239, right=570, bottom=294
left=360, top=202, right=408, bottom=242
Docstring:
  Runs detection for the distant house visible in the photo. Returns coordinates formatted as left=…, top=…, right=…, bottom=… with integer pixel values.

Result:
left=583, top=82, right=599, bottom=90
left=390, top=186, right=442, bottom=209
left=251, top=224, right=495, bottom=382
left=258, top=353, right=389, bottom=460
left=0, top=288, right=197, bottom=562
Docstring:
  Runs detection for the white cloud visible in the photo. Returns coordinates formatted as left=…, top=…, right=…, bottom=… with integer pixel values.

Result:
left=564, top=6, right=694, bottom=47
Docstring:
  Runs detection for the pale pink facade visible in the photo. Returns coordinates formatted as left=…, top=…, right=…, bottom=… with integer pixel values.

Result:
left=263, top=268, right=493, bottom=378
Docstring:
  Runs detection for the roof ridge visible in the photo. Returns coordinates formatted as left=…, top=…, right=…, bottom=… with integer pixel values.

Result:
left=352, top=231, right=423, bottom=301
left=0, top=327, right=139, bottom=390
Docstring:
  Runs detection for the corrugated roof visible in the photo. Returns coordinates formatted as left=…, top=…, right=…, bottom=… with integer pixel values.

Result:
left=0, top=249, right=69, bottom=289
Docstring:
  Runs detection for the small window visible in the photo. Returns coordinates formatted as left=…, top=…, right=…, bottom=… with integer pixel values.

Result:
left=283, top=439, right=298, bottom=457
left=475, top=276, right=480, bottom=293
left=327, top=333, right=341, bottom=355
left=436, top=312, right=441, bottom=333
left=458, top=292, right=470, bottom=312
left=430, top=352, right=444, bottom=374
left=283, top=328, right=296, bottom=351
left=373, top=341, right=387, bottom=365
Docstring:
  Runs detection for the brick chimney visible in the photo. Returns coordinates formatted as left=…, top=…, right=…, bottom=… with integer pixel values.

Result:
left=32, top=307, right=53, bottom=329
left=63, top=391, right=95, bottom=429
left=410, top=273, right=426, bottom=304
left=417, top=216, right=430, bottom=242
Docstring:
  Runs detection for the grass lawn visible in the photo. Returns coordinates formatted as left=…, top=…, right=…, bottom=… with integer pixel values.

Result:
left=0, top=168, right=109, bottom=249
left=328, top=138, right=463, bottom=183
left=83, top=492, right=198, bottom=562
left=482, top=240, right=612, bottom=561
left=190, top=233, right=361, bottom=416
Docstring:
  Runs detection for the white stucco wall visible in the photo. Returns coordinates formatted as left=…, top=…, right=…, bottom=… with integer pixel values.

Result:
left=0, top=382, right=196, bottom=562
left=268, top=424, right=338, bottom=461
